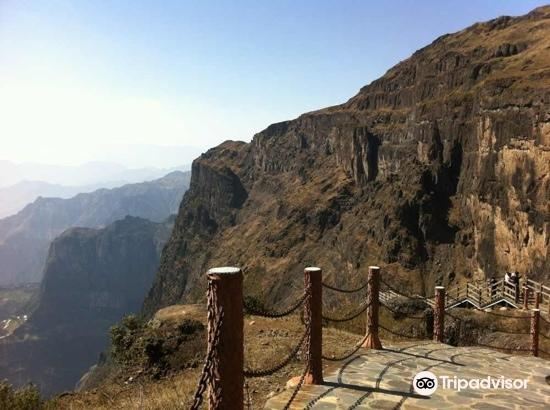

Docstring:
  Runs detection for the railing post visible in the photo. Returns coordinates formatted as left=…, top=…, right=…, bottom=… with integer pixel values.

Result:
left=362, top=266, right=382, bottom=349
left=434, top=286, right=445, bottom=343
left=478, top=286, right=482, bottom=306
left=206, top=267, right=244, bottom=409
left=523, top=285, right=529, bottom=310
left=535, top=291, right=541, bottom=309
left=304, top=267, right=323, bottom=384
left=530, top=309, right=540, bottom=357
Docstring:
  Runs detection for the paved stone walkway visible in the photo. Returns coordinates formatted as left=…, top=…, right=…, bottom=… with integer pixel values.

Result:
left=264, top=341, right=550, bottom=409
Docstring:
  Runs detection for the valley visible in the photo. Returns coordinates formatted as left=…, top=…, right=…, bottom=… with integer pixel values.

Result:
left=0, top=171, right=190, bottom=286
left=0, top=284, right=37, bottom=338
left=0, top=4, right=548, bottom=409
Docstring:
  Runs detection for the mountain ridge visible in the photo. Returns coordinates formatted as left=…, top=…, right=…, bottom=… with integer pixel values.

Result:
left=0, top=215, right=174, bottom=396
left=0, top=171, right=190, bottom=286
left=143, top=6, right=549, bottom=315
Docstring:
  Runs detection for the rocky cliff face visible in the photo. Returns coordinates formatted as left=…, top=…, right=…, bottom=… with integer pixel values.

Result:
left=0, top=171, right=190, bottom=286
left=144, top=7, right=549, bottom=314
left=0, top=216, right=173, bottom=396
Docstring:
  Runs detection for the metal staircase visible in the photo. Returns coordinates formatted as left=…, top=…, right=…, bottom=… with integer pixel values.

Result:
left=382, top=277, right=550, bottom=313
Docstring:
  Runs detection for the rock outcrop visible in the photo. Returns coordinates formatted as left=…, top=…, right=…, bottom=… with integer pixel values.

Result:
left=0, top=171, right=190, bottom=286
left=144, top=7, right=549, bottom=315
left=0, top=216, right=173, bottom=396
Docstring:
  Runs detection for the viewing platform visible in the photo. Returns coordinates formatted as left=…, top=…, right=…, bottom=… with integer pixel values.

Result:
left=265, top=341, right=550, bottom=409
left=189, top=266, right=550, bottom=409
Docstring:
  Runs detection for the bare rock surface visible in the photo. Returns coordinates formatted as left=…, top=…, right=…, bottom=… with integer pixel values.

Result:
left=143, top=7, right=550, bottom=315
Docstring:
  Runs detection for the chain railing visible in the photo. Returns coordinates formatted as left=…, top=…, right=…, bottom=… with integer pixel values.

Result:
left=191, top=265, right=548, bottom=409
left=379, top=302, right=427, bottom=320
left=190, top=281, right=225, bottom=410
left=321, top=280, right=369, bottom=294
left=380, top=279, right=433, bottom=301
left=244, top=290, right=308, bottom=318
left=322, top=300, right=371, bottom=322
left=243, top=320, right=308, bottom=378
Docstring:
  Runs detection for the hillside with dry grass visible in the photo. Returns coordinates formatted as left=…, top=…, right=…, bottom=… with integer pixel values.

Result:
left=144, top=6, right=550, bottom=317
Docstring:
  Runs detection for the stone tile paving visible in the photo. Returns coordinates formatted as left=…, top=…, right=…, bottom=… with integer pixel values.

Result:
left=264, top=341, right=550, bottom=409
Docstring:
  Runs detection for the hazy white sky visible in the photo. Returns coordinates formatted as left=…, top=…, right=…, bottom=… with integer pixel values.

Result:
left=1, top=1, right=544, bottom=168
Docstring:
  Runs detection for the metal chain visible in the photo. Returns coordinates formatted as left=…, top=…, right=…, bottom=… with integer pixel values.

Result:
left=322, top=333, right=368, bottom=361
left=379, top=325, right=421, bottom=340
left=445, top=311, right=463, bottom=321
left=485, top=327, right=530, bottom=336
left=282, top=306, right=312, bottom=410
left=380, top=279, right=431, bottom=301
left=322, top=281, right=369, bottom=294
left=322, top=301, right=371, bottom=323
left=244, top=291, right=308, bottom=318
left=380, top=302, right=426, bottom=320
left=474, top=342, right=532, bottom=352
left=243, top=321, right=308, bottom=378
left=190, top=281, right=224, bottom=410
left=283, top=361, right=309, bottom=410
left=474, top=308, right=531, bottom=319
left=245, top=380, right=252, bottom=410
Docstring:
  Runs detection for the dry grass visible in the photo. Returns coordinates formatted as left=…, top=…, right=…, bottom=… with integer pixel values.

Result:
left=50, top=302, right=549, bottom=409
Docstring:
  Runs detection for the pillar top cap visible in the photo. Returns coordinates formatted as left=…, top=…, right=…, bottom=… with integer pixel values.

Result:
left=207, top=267, right=241, bottom=275
left=435, top=286, right=445, bottom=289
left=305, top=267, right=321, bottom=272
left=532, top=308, right=540, bottom=312
left=369, top=266, right=380, bottom=270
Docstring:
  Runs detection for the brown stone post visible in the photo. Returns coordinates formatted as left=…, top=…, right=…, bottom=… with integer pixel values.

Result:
left=530, top=309, right=540, bottom=357
left=535, top=291, right=541, bottom=309
left=206, top=267, right=243, bottom=409
left=523, top=285, right=530, bottom=310
left=304, top=267, right=323, bottom=384
left=434, top=286, right=445, bottom=343
left=478, top=286, right=482, bottom=306
left=362, top=266, right=382, bottom=349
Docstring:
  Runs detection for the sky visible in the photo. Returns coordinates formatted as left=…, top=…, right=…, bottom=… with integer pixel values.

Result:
left=0, top=0, right=546, bottom=168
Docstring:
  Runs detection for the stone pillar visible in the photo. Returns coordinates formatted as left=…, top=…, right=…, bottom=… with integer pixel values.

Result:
left=523, top=286, right=530, bottom=310
left=531, top=309, right=540, bottom=357
left=434, top=286, right=446, bottom=343
left=535, top=291, right=541, bottom=309
left=304, top=267, right=323, bottom=384
left=206, top=267, right=244, bottom=409
left=362, top=266, right=382, bottom=349
left=478, top=286, right=482, bottom=306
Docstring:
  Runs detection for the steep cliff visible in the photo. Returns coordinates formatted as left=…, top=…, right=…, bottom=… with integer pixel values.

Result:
left=0, top=216, right=173, bottom=396
left=0, top=171, right=190, bottom=286
left=144, top=7, right=549, bottom=314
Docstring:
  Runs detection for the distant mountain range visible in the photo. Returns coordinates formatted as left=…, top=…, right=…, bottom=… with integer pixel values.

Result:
left=0, top=171, right=190, bottom=286
left=0, top=180, right=127, bottom=219
left=0, top=215, right=174, bottom=395
left=0, top=159, right=191, bottom=189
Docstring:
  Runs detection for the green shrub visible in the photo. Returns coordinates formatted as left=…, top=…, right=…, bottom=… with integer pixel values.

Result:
left=109, top=314, right=146, bottom=365
left=0, top=380, right=43, bottom=410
